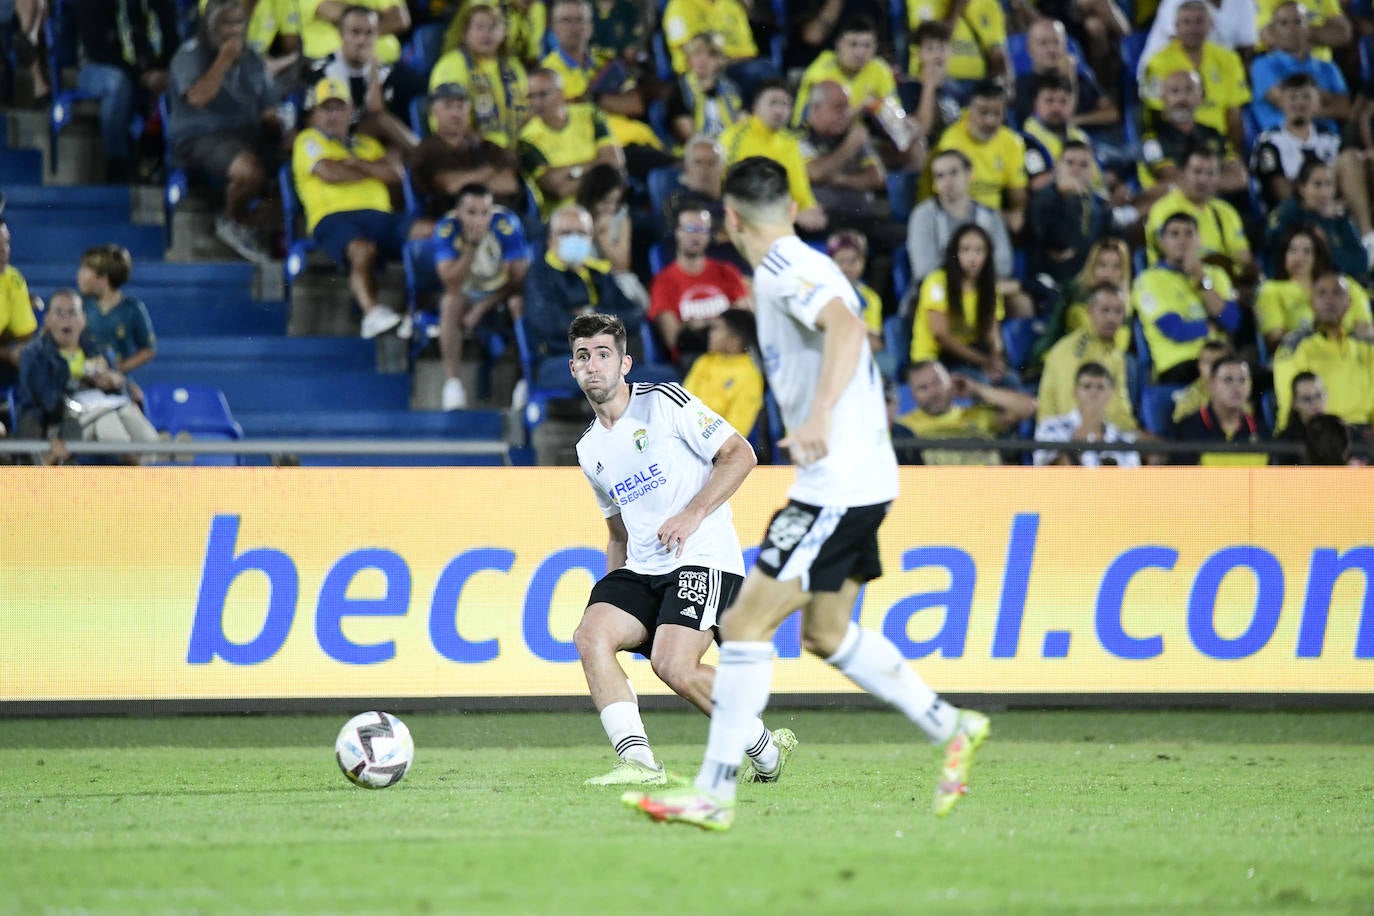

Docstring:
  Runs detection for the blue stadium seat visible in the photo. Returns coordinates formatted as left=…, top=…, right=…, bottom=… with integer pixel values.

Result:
left=409, top=94, right=430, bottom=138
left=403, top=236, right=441, bottom=350
left=140, top=382, right=244, bottom=439
left=646, top=166, right=682, bottom=235
left=652, top=32, right=673, bottom=82
left=1140, top=384, right=1184, bottom=436
left=404, top=22, right=446, bottom=74
left=893, top=246, right=912, bottom=306
left=279, top=163, right=317, bottom=296
left=135, top=368, right=411, bottom=413
left=648, top=242, right=666, bottom=276
left=886, top=169, right=919, bottom=226
left=402, top=167, right=424, bottom=218
left=1361, top=33, right=1374, bottom=86
left=158, top=94, right=188, bottom=245
left=647, top=98, right=671, bottom=146
left=0, top=148, right=43, bottom=185
left=762, top=390, right=786, bottom=464
left=236, top=408, right=506, bottom=441
left=513, top=313, right=580, bottom=439
left=1131, top=317, right=1153, bottom=395
left=155, top=336, right=376, bottom=371
left=891, top=0, right=908, bottom=73
left=883, top=313, right=911, bottom=378
left=1261, top=390, right=1277, bottom=431
left=1001, top=317, right=1041, bottom=372
left=2, top=184, right=129, bottom=221
left=1, top=221, right=164, bottom=260
left=1121, top=31, right=1151, bottom=148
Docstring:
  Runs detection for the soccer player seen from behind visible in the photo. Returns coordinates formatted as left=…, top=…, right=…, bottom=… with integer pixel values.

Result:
left=569, top=313, right=797, bottom=788
left=623, top=157, right=991, bottom=831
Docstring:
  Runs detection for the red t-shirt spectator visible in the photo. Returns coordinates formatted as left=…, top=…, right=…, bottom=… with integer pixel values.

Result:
left=649, top=258, right=749, bottom=359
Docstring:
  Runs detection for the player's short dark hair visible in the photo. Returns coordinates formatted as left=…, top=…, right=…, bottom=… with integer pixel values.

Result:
left=970, top=78, right=1007, bottom=102
left=837, top=16, right=878, bottom=38
left=1033, top=70, right=1074, bottom=97
left=912, top=21, right=952, bottom=45
left=455, top=183, right=492, bottom=205
left=723, top=157, right=791, bottom=211
left=1280, top=72, right=1318, bottom=91
left=1075, top=361, right=1115, bottom=385
left=568, top=313, right=628, bottom=355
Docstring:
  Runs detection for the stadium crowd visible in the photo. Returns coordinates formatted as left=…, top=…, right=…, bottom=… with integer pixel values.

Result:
left=0, top=0, right=1371, bottom=466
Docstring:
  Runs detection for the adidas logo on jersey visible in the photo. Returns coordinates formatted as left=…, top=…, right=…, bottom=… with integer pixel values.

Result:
left=595, top=461, right=603, bottom=475
left=759, top=548, right=782, bottom=568
left=680, top=607, right=698, bottom=619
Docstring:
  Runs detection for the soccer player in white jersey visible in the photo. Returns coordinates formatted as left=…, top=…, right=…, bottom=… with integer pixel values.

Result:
left=624, top=157, right=991, bottom=831
left=568, top=313, right=798, bottom=787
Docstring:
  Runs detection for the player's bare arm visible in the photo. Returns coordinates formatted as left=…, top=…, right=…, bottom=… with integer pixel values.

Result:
left=779, top=297, right=868, bottom=467
left=605, top=513, right=629, bottom=571
left=657, top=433, right=758, bottom=557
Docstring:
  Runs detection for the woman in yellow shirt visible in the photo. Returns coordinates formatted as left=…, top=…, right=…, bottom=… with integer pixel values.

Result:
left=909, top=224, right=1007, bottom=383
left=430, top=4, right=530, bottom=147
left=1255, top=226, right=1374, bottom=355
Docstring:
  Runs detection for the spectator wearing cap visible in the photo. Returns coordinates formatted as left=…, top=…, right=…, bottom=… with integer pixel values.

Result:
left=719, top=79, right=827, bottom=233
left=410, top=82, right=523, bottom=234
left=648, top=207, right=750, bottom=367
left=517, top=69, right=625, bottom=216
left=169, top=0, right=282, bottom=264
left=307, top=4, right=417, bottom=156
left=292, top=77, right=412, bottom=339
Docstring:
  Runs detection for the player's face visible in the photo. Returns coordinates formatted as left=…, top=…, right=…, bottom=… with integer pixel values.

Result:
left=909, top=364, right=952, bottom=413
left=831, top=246, right=864, bottom=283
left=465, top=10, right=505, bottom=57
left=967, top=97, right=1004, bottom=142
left=836, top=32, right=876, bottom=72
left=1209, top=363, right=1251, bottom=411
left=1092, top=249, right=1124, bottom=285
left=1284, top=234, right=1315, bottom=278
left=1293, top=379, right=1327, bottom=422
left=956, top=232, right=988, bottom=276
left=431, top=96, right=471, bottom=133
left=1298, top=166, right=1335, bottom=210
left=340, top=12, right=378, bottom=62
left=1034, top=89, right=1073, bottom=130
left=570, top=334, right=629, bottom=403
left=1312, top=276, right=1350, bottom=326
left=1087, top=293, right=1126, bottom=340
left=755, top=89, right=792, bottom=130
left=1174, top=7, right=1211, bottom=47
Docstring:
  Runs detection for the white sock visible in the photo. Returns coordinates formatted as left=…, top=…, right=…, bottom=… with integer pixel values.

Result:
left=696, top=642, right=775, bottom=802
left=600, top=701, right=657, bottom=769
left=744, top=718, right=779, bottom=773
left=826, top=623, right=958, bottom=743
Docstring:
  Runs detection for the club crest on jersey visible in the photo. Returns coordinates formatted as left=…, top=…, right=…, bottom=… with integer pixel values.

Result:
left=633, top=428, right=648, bottom=452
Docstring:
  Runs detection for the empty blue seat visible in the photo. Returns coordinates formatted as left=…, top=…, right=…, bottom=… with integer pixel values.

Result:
left=1001, top=317, right=1042, bottom=372
left=236, top=409, right=505, bottom=440
left=155, top=336, right=376, bottom=370
left=141, top=382, right=244, bottom=438
left=0, top=148, right=45, bottom=186
left=6, top=223, right=164, bottom=260
left=1140, top=384, right=1185, bottom=436
left=133, top=367, right=410, bottom=413
left=886, top=170, right=919, bottom=226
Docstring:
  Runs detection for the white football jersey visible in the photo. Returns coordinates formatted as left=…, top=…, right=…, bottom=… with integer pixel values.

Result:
left=753, top=235, right=899, bottom=507
left=577, top=382, right=747, bottom=576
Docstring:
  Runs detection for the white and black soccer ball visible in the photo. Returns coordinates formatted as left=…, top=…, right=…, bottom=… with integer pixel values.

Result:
left=335, top=711, right=414, bottom=789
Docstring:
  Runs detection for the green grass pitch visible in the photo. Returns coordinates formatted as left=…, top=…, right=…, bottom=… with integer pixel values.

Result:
left=2, top=709, right=1372, bottom=914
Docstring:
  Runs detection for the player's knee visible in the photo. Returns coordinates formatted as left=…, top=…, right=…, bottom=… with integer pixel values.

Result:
left=649, top=653, right=695, bottom=696
left=800, top=623, right=844, bottom=658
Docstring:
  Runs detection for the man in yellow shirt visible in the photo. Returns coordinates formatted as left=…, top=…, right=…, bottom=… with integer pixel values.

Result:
left=1144, top=147, right=1253, bottom=276
left=906, top=0, right=1010, bottom=87
left=933, top=79, right=1028, bottom=232
left=1133, top=212, right=1240, bottom=382
left=662, top=0, right=756, bottom=74
left=298, top=0, right=408, bottom=64
left=895, top=359, right=1036, bottom=465
left=1273, top=272, right=1374, bottom=433
left=0, top=220, right=38, bottom=391
left=292, top=78, right=410, bottom=338
left=719, top=79, right=827, bottom=233
left=794, top=18, right=898, bottom=125
left=517, top=69, right=625, bottom=214
left=1037, top=282, right=1138, bottom=430
left=1142, top=0, right=1251, bottom=153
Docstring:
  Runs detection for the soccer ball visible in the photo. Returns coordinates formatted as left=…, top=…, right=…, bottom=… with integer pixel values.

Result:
left=335, top=711, right=414, bottom=789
